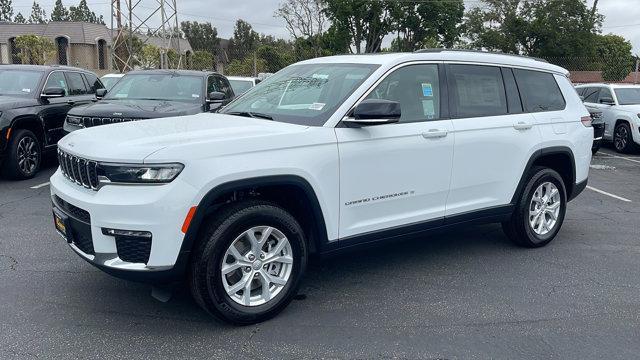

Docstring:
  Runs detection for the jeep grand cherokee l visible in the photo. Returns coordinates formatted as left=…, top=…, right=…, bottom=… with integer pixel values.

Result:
left=0, top=65, right=103, bottom=179
left=51, top=50, right=593, bottom=324
left=63, top=70, right=234, bottom=133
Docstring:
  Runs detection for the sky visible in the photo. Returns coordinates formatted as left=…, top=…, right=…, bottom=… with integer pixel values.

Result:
left=11, top=0, right=640, bottom=54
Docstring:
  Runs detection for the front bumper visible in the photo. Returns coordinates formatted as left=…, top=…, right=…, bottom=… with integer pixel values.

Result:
left=50, top=169, right=199, bottom=283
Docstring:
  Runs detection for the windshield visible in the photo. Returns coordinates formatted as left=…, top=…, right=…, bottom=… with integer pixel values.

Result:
left=220, top=63, right=379, bottom=126
left=0, top=70, right=43, bottom=97
left=100, top=76, right=122, bottom=90
left=229, top=79, right=254, bottom=94
left=614, top=88, right=640, bottom=105
left=105, top=73, right=203, bottom=102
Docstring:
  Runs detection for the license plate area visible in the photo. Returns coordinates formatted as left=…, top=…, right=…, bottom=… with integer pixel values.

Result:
left=53, top=208, right=72, bottom=243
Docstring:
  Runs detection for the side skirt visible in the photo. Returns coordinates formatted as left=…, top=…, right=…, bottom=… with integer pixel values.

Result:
left=319, top=205, right=514, bottom=255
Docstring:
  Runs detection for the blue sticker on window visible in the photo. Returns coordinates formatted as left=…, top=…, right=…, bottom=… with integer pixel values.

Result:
left=422, top=83, right=433, bottom=97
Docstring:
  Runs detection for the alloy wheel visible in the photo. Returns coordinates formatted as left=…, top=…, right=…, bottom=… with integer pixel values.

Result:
left=16, top=136, right=39, bottom=175
left=614, top=125, right=628, bottom=151
left=529, top=181, right=561, bottom=236
left=221, top=226, right=293, bottom=307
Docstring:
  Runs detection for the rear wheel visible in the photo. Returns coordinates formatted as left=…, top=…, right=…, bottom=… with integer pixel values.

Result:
left=189, top=200, right=307, bottom=325
left=1, top=129, right=41, bottom=180
left=503, top=167, right=567, bottom=248
left=613, top=122, right=638, bottom=154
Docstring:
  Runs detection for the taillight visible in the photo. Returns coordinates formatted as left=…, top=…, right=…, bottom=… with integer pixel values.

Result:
left=581, top=116, right=592, bottom=127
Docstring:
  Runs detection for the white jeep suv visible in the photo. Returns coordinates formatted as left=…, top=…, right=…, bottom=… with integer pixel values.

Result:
left=51, top=50, right=593, bottom=324
left=575, top=83, right=640, bottom=153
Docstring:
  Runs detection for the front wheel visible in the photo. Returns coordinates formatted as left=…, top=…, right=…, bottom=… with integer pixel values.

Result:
left=503, top=167, right=567, bottom=248
left=613, top=122, right=638, bottom=154
left=189, top=200, right=308, bottom=325
left=1, top=129, right=41, bottom=180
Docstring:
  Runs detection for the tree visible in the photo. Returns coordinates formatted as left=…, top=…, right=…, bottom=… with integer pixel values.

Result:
left=69, top=0, right=104, bottom=24
left=226, top=56, right=267, bottom=77
left=51, top=0, right=69, bottom=21
left=0, top=0, right=13, bottom=21
left=139, top=44, right=160, bottom=69
left=13, top=12, right=24, bottom=23
left=389, top=0, right=464, bottom=51
left=229, top=19, right=260, bottom=59
left=28, top=1, right=46, bottom=24
left=189, top=50, right=214, bottom=70
left=595, top=34, right=635, bottom=81
left=180, top=21, right=220, bottom=62
left=15, top=35, right=55, bottom=65
left=275, top=0, right=326, bottom=56
left=324, top=0, right=395, bottom=53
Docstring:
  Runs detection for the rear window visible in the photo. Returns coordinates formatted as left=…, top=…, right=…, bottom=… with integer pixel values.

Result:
left=513, top=69, right=566, bottom=112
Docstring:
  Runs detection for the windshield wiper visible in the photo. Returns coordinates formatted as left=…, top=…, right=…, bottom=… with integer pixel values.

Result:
left=226, top=111, right=273, bottom=120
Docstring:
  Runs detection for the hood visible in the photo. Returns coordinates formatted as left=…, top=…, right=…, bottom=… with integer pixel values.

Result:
left=67, top=99, right=203, bottom=119
left=0, top=96, right=38, bottom=111
left=58, top=113, right=312, bottom=162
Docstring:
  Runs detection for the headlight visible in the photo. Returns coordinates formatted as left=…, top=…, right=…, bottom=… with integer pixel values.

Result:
left=66, top=115, right=83, bottom=126
left=98, top=163, right=184, bottom=184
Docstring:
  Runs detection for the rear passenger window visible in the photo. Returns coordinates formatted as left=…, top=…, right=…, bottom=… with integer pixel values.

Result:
left=513, top=69, right=566, bottom=112
left=83, top=73, right=103, bottom=94
left=65, top=72, right=88, bottom=95
left=448, top=64, right=507, bottom=118
left=365, top=64, right=440, bottom=123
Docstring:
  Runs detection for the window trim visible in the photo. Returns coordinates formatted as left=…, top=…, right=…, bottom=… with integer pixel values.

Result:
left=338, top=61, right=448, bottom=127
left=41, top=70, right=69, bottom=98
left=446, top=63, right=509, bottom=119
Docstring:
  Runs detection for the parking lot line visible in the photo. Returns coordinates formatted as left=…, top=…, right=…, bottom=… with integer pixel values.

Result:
left=30, top=182, right=50, bottom=189
left=586, top=185, right=632, bottom=202
left=598, top=151, right=640, bottom=165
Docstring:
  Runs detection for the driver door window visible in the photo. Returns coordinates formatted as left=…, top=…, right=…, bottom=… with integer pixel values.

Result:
left=597, top=88, right=614, bottom=104
left=44, top=72, right=68, bottom=96
left=364, top=64, right=441, bottom=123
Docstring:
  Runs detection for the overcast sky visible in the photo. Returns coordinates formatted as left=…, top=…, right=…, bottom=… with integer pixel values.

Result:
left=13, top=0, right=640, bottom=54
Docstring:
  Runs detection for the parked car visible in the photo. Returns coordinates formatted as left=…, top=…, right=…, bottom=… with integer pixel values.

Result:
left=63, top=70, right=235, bottom=133
left=0, top=65, right=103, bottom=179
left=589, top=109, right=605, bottom=154
left=575, top=83, right=640, bottom=153
left=226, top=76, right=261, bottom=95
left=51, top=50, right=592, bottom=324
left=99, top=73, right=125, bottom=91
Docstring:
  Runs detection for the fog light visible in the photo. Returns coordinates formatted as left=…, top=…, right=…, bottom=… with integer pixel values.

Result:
left=102, top=228, right=152, bottom=238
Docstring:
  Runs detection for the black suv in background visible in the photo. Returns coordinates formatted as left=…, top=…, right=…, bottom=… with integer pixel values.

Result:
left=64, top=70, right=235, bottom=133
left=0, top=65, right=103, bottom=179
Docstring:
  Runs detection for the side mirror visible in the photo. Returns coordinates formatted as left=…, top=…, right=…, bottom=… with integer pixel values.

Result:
left=599, top=97, right=615, bottom=105
left=96, top=88, right=107, bottom=99
left=41, top=87, right=65, bottom=98
left=343, top=99, right=401, bottom=127
left=207, top=91, right=226, bottom=102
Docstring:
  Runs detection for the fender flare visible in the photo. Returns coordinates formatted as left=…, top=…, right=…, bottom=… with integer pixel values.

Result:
left=510, top=146, right=576, bottom=205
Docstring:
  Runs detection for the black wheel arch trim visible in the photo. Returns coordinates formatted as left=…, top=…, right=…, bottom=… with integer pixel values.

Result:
left=172, top=175, right=330, bottom=280
left=509, top=146, right=577, bottom=205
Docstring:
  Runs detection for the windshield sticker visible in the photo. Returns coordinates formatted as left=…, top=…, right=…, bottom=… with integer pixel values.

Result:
left=114, top=93, right=128, bottom=98
left=421, top=83, right=433, bottom=97
left=422, top=100, right=435, bottom=119
left=312, top=73, right=329, bottom=80
left=21, top=88, right=31, bottom=93
left=309, top=102, right=325, bottom=110
left=192, top=94, right=200, bottom=98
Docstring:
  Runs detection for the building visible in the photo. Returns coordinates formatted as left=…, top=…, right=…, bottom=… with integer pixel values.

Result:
left=0, top=21, right=112, bottom=74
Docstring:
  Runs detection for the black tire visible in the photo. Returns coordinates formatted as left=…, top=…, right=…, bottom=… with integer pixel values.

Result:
left=613, top=122, right=638, bottom=154
left=502, top=166, right=567, bottom=248
left=1, top=129, right=41, bottom=180
left=591, top=141, right=601, bottom=155
left=189, top=200, right=308, bottom=325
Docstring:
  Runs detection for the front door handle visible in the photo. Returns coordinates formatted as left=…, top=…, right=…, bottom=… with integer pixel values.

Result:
left=513, top=121, right=533, bottom=130
left=422, top=129, right=448, bottom=139
left=66, top=100, right=75, bottom=106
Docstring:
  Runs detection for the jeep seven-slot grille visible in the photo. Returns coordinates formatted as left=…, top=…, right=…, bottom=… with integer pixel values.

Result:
left=57, top=149, right=99, bottom=190
left=83, top=116, right=138, bottom=128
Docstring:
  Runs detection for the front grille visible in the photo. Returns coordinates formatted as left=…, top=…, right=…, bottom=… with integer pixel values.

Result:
left=57, top=149, right=99, bottom=190
left=82, top=117, right=138, bottom=128
left=115, top=236, right=152, bottom=264
left=53, top=195, right=90, bottom=223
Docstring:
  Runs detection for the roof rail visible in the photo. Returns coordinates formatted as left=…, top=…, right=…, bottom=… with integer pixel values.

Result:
left=414, top=48, right=548, bottom=63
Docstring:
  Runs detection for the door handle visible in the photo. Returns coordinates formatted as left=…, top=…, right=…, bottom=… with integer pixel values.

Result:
left=421, top=129, right=448, bottom=139
left=513, top=121, right=533, bottom=130
left=66, top=100, right=75, bottom=105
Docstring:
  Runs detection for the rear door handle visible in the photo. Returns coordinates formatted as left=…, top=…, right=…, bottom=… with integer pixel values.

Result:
left=422, top=129, right=448, bottom=139
left=66, top=100, right=75, bottom=105
left=513, top=121, right=533, bottom=130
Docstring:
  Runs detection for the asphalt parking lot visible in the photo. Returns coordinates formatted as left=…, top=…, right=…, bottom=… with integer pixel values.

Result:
left=1, top=147, right=639, bottom=359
